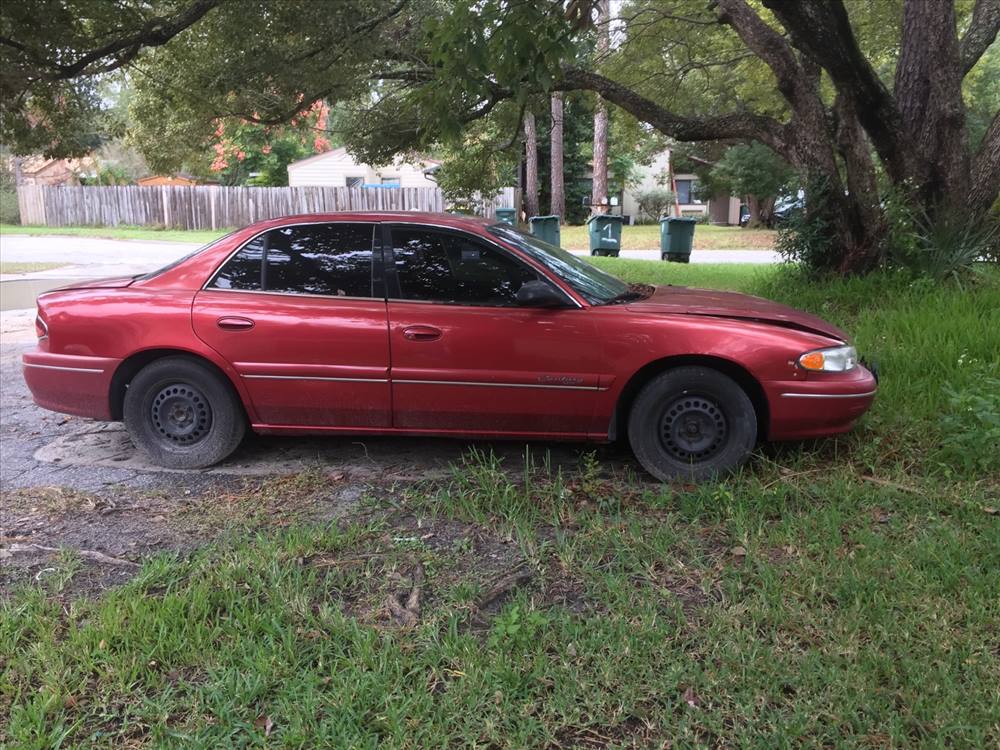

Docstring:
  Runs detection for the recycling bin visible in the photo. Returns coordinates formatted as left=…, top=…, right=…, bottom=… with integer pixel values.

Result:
left=660, top=216, right=697, bottom=262
left=495, top=207, right=517, bottom=225
left=588, top=214, right=623, bottom=256
left=529, top=215, right=561, bottom=246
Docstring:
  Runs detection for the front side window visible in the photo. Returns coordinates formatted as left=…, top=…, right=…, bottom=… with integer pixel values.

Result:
left=391, top=228, right=537, bottom=306
left=209, top=223, right=375, bottom=297
left=487, top=224, right=628, bottom=305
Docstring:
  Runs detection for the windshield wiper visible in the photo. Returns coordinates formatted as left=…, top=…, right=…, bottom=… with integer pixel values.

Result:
left=603, top=283, right=654, bottom=305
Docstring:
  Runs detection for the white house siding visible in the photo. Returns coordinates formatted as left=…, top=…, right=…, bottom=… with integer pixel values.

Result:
left=287, top=147, right=439, bottom=188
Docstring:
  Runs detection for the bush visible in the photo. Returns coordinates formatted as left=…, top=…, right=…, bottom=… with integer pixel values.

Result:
left=0, top=188, right=19, bottom=224
left=938, top=372, right=1000, bottom=475
left=635, top=188, right=674, bottom=223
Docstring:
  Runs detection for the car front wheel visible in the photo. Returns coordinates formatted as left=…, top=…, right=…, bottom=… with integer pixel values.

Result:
left=123, top=356, right=246, bottom=469
left=627, top=366, right=757, bottom=481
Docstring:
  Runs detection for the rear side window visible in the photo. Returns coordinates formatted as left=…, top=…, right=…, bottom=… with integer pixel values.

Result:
left=210, top=236, right=264, bottom=290
left=208, top=223, right=375, bottom=297
left=266, top=223, right=375, bottom=297
left=391, top=228, right=537, bottom=306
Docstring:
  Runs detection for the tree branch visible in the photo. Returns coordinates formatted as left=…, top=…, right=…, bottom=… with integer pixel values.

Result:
left=961, top=0, right=1000, bottom=74
left=971, top=109, right=1000, bottom=214
left=760, top=0, right=908, bottom=182
left=1, top=0, right=223, bottom=82
left=556, top=67, right=785, bottom=151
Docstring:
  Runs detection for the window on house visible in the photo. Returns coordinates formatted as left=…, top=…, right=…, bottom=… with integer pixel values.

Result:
left=676, top=179, right=693, bottom=205
left=346, top=176, right=364, bottom=188
left=381, top=176, right=401, bottom=187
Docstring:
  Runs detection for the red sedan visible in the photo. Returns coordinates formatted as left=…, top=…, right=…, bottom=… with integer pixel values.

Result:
left=22, top=213, right=877, bottom=480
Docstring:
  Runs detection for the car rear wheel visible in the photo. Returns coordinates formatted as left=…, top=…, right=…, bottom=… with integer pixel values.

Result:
left=123, top=356, right=246, bottom=469
left=627, top=366, right=757, bottom=481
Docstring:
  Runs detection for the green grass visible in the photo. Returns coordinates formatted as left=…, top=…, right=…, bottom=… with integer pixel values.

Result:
left=0, top=261, right=67, bottom=274
left=560, top=222, right=776, bottom=251
left=3, top=262, right=999, bottom=748
left=0, top=223, right=228, bottom=244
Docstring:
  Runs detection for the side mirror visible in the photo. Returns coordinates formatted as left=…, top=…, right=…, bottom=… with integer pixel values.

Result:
left=516, top=280, right=567, bottom=308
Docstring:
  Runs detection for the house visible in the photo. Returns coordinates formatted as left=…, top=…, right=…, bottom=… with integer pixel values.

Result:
left=11, top=155, right=97, bottom=186
left=286, top=147, right=441, bottom=188
left=621, top=149, right=741, bottom=225
left=135, top=174, right=201, bottom=186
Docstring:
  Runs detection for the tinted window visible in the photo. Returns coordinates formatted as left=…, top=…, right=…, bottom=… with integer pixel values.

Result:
left=210, top=236, right=264, bottom=290
left=487, top=224, right=627, bottom=304
left=391, top=229, right=537, bottom=306
left=265, top=223, right=374, bottom=297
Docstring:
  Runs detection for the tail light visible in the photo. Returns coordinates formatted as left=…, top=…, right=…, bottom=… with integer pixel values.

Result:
left=35, top=313, right=48, bottom=339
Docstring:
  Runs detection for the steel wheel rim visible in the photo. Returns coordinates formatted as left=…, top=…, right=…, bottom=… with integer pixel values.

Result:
left=151, top=382, right=212, bottom=445
left=659, top=394, right=728, bottom=462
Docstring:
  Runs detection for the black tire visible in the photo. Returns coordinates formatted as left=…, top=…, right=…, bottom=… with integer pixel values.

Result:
left=627, top=366, right=757, bottom=481
left=123, top=356, right=246, bottom=469
left=590, top=248, right=601, bottom=256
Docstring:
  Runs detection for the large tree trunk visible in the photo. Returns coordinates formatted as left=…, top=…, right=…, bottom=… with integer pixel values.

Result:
left=523, top=111, right=539, bottom=218
left=590, top=0, right=610, bottom=215
left=893, top=0, right=970, bottom=212
left=550, top=92, right=565, bottom=220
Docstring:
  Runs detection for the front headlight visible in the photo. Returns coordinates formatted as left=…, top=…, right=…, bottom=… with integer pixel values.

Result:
left=798, top=345, right=857, bottom=372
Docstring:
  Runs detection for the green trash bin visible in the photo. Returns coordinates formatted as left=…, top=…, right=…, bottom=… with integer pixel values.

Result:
left=495, top=207, right=517, bottom=226
left=588, top=214, right=623, bottom=256
left=529, top=215, right=561, bottom=247
left=660, top=216, right=697, bottom=262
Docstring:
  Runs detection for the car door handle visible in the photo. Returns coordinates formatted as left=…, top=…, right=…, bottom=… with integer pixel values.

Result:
left=217, top=316, right=255, bottom=331
left=402, top=325, right=442, bottom=342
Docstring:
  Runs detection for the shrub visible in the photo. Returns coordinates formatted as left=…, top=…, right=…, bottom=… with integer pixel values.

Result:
left=0, top=188, right=19, bottom=224
left=635, top=188, right=674, bottom=223
left=937, top=372, right=1000, bottom=475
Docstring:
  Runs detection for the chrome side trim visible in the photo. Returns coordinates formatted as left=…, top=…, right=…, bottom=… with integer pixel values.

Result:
left=779, top=390, right=877, bottom=399
left=394, top=378, right=605, bottom=391
left=242, top=374, right=388, bottom=383
left=23, top=363, right=104, bottom=374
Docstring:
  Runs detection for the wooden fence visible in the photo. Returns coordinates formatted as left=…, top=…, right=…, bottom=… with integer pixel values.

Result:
left=15, top=184, right=519, bottom=229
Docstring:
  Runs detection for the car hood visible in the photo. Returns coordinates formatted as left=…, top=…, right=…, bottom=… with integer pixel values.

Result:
left=626, top=285, right=848, bottom=342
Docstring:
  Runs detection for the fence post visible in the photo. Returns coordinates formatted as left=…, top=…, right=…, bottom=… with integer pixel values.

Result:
left=161, top=188, right=171, bottom=228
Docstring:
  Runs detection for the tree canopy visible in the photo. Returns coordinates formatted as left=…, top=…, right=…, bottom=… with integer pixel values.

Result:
left=2, top=0, right=998, bottom=272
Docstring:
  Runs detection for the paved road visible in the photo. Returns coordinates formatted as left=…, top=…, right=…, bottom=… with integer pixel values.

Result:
left=1, top=233, right=780, bottom=281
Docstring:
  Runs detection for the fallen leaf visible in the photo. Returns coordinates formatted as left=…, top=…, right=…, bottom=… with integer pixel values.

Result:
left=984, top=507, right=997, bottom=515
left=254, top=715, right=275, bottom=736
left=682, top=686, right=700, bottom=708
left=730, top=546, right=747, bottom=557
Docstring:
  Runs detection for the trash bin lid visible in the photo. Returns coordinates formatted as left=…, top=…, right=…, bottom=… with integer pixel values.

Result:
left=529, top=215, right=560, bottom=222
left=666, top=216, right=698, bottom=223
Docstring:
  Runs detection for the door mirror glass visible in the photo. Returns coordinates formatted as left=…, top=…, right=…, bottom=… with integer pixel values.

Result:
left=516, top=280, right=567, bottom=308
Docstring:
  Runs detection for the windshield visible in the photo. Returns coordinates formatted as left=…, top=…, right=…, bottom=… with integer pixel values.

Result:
left=137, top=229, right=241, bottom=280
left=487, top=224, right=629, bottom=304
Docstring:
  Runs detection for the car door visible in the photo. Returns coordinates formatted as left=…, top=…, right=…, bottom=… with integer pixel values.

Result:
left=384, top=224, right=604, bottom=436
left=192, top=221, right=391, bottom=428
